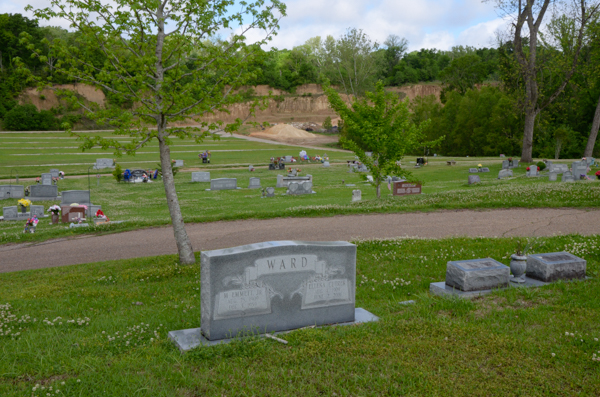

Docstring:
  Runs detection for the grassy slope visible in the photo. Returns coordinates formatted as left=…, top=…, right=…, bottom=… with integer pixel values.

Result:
left=1, top=235, right=599, bottom=396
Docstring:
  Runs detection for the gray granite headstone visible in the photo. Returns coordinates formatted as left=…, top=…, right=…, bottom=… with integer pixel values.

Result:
left=265, top=187, right=275, bottom=197
left=3, top=206, right=18, bottom=220
left=585, top=157, right=595, bottom=166
left=191, top=172, right=210, bottom=182
left=479, top=167, right=490, bottom=173
left=276, top=174, right=285, bottom=188
left=498, top=169, right=513, bottom=179
left=526, top=166, right=539, bottom=177
left=501, top=160, right=509, bottom=169
left=50, top=169, right=60, bottom=178
left=61, top=190, right=91, bottom=205
left=548, top=171, right=558, bottom=182
left=210, top=178, right=237, bottom=190
left=571, top=162, right=587, bottom=179
left=527, top=252, right=586, bottom=282
left=549, top=164, right=568, bottom=173
left=356, top=164, right=368, bottom=172
left=468, top=175, right=480, bottom=184
left=200, top=241, right=356, bottom=340
left=93, top=158, right=114, bottom=169
left=248, top=177, right=261, bottom=189
left=561, top=171, right=575, bottom=182
left=41, top=173, right=52, bottom=186
left=288, top=169, right=297, bottom=177
left=174, top=160, right=184, bottom=168
left=0, top=185, right=24, bottom=199
left=30, top=205, right=45, bottom=218
left=509, top=160, right=519, bottom=168
left=469, top=168, right=478, bottom=173
left=352, top=190, right=361, bottom=202
left=446, top=258, right=509, bottom=292
left=323, top=161, right=330, bottom=167
left=30, top=185, right=58, bottom=199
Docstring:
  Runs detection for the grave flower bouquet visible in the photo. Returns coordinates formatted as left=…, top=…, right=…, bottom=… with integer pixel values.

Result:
left=23, top=215, right=39, bottom=233
left=18, top=198, right=32, bottom=209
left=95, top=209, right=109, bottom=222
left=596, top=170, right=600, bottom=179
left=47, top=205, right=61, bottom=215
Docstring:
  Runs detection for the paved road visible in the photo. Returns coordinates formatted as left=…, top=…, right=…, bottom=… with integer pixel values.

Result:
left=1, top=208, right=599, bottom=273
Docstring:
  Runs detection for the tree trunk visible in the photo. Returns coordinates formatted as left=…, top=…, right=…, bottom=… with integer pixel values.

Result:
left=521, top=110, right=536, bottom=163
left=158, top=135, right=196, bottom=265
left=376, top=183, right=381, bottom=199
left=584, top=94, right=600, bottom=157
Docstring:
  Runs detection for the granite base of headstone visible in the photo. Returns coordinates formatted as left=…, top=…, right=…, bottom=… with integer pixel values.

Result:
left=526, top=252, right=586, bottom=282
left=191, top=172, right=210, bottom=182
left=248, top=177, right=261, bottom=189
left=445, top=258, right=509, bottom=292
left=352, top=190, right=361, bottom=202
left=209, top=178, right=238, bottom=191
left=197, top=241, right=359, bottom=341
left=0, top=185, right=24, bottom=200
left=29, top=185, right=59, bottom=201
left=468, top=175, right=481, bottom=185
left=430, top=276, right=548, bottom=298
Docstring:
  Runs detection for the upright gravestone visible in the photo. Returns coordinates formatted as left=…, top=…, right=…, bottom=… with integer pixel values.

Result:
left=2, top=206, right=18, bottom=220
left=210, top=178, right=237, bottom=190
left=61, top=190, right=91, bottom=206
left=30, top=185, right=58, bottom=201
left=393, top=182, right=422, bottom=196
left=276, top=174, right=285, bottom=188
left=561, top=171, right=575, bottom=182
left=479, top=167, right=490, bottom=173
left=287, top=181, right=313, bottom=195
left=549, top=163, right=569, bottom=174
left=526, top=166, right=539, bottom=177
left=356, top=164, right=368, bottom=172
left=265, top=187, right=275, bottom=197
left=445, top=258, right=509, bottom=291
left=50, top=169, right=60, bottom=178
left=469, top=168, right=478, bottom=173
left=509, top=160, right=519, bottom=168
left=352, top=190, right=361, bottom=202
left=199, top=241, right=357, bottom=340
left=248, top=165, right=254, bottom=172
left=248, top=177, right=261, bottom=189
left=30, top=205, right=45, bottom=218
left=41, top=173, right=52, bottom=186
left=527, top=252, right=586, bottom=282
left=0, top=185, right=24, bottom=199
left=548, top=171, right=558, bottom=182
left=502, top=160, right=509, bottom=169
left=498, top=169, right=513, bottom=179
left=191, top=172, right=210, bottom=182
left=544, top=161, right=553, bottom=170
left=468, top=175, right=481, bottom=185
left=93, top=159, right=115, bottom=169
left=174, top=160, right=184, bottom=168
left=323, top=161, right=330, bottom=167
left=571, top=161, right=587, bottom=179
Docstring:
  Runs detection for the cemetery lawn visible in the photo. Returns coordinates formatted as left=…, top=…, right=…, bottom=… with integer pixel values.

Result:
left=2, top=130, right=600, bottom=245
left=1, top=235, right=599, bottom=396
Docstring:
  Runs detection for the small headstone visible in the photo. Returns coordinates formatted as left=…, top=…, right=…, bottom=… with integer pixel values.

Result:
left=469, top=168, right=478, bottom=173
left=3, top=206, right=18, bottom=220
left=544, top=160, right=553, bottom=169
left=366, top=175, right=374, bottom=183
left=446, top=258, right=509, bottom=292
left=393, top=182, right=422, bottom=195
left=527, top=252, right=586, bottom=282
left=498, top=169, right=513, bottom=179
left=356, top=164, right=368, bottom=172
left=248, top=177, right=261, bottom=189
left=61, top=190, right=91, bottom=206
left=561, top=171, right=575, bottom=182
left=501, top=160, right=509, bottom=169
left=248, top=165, right=254, bottom=172
left=191, top=172, right=210, bottom=182
left=210, top=178, right=237, bottom=190
left=50, top=169, right=60, bottom=178
left=288, top=169, right=297, bottom=177
left=548, top=171, right=558, bottom=182
left=41, top=173, right=52, bottom=186
left=352, top=190, right=361, bottom=202
left=174, top=160, right=184, bottom=168
left=30, top=185, right=58, bottom=200
left=468, top=175, right=480, bottom=185
left=30, top=205, right=45, bottom=218
left=549, top=164, right=569, bottom=174
left=585, top=157, right=595, bottom=166
left=93, top=158, right=115, bottom=169
left=571, top=161, right=587, bottom=179
left=479, top=167, right=490, bottom=173
left=199, top=241, right=356, bottom=341
left=323, top=161, right=330, bottom=167
left=266, top=187, right=275, bottom=197
left=0, top=185, right=24, bottom=200
left=526, top=166, right=539, bottom=177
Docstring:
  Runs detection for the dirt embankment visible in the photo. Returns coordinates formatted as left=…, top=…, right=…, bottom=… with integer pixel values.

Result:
left=19, top=84, right=107, bottom=111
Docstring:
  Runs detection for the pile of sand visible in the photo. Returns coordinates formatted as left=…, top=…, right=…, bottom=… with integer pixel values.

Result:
left=250, top=124, right=317, bottom=141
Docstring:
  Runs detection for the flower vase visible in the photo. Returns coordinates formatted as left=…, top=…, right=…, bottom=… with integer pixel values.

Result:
left=510, top=254, right=527, bottom=283
left=51, top=214, right=59, bottom=224
left=20, top=206, right=26, bottom=214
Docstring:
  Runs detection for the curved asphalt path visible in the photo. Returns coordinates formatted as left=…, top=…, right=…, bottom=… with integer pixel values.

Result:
left=1, top=208, right=599, bottom=273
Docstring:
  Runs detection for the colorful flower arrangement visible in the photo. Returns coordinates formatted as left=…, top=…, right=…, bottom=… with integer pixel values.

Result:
left=95, top=209, right=109, bottom=222
left=47, top=205, right=61, bottom=215
left=23, top=215, right=39, bottom=233
left=18, top=198, right=32, bottom=209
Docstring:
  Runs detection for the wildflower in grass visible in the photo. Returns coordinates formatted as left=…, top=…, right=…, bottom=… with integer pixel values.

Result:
left=551, top=353, right=556, bottom=357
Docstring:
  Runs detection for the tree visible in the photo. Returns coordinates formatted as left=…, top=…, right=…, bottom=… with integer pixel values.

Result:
left=323, top=81, right=429, bottom=198
left=439, top=54, right=488, bottom=101
left=487, top=0, right=600, bottom=162
left=24, top=0, right=285, bottom=265
left=383, top=34, right=408, bottom=81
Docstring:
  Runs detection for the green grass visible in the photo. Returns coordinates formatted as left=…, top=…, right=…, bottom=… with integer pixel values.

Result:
left=1, top=235, right=599, bottom=396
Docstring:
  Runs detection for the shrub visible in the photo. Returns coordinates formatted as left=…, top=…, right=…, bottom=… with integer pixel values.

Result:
left=3, top=104, right=59, bottom=131
left=322, top=116, right=333, bottom=131
left=113, top=164, right=123, bottom=183
left=537, top=161, right=546, bottom=171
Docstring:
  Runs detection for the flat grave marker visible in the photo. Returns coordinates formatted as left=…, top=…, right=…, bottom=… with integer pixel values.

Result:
left=191, top=172, right=210, bottom=182
left=527, top=252, right=586, bottom=282
left=210, top=178, right=238, bottom=191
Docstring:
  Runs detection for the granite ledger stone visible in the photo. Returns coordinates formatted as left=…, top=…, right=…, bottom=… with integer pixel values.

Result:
left=446, top=258, right=509, bottom=292
left=201, top=241, right=356, bottom=340
left=526, top=252, right=586, bottom=282
left=210, top=178, right=237, bottom=190
left=191, top=172, right=210, bottom=182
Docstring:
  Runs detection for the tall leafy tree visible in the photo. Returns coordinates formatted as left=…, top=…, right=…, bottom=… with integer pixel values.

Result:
left=324, top=81, right=429, bottom=198
left=24, top=0, right=285, bottom=265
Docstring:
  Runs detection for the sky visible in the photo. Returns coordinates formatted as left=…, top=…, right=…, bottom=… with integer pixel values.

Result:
left=1, top=0, right=509, bottom=51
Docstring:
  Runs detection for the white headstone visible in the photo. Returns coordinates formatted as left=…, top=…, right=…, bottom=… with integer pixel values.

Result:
left=352, top=190, right=361, bottom=202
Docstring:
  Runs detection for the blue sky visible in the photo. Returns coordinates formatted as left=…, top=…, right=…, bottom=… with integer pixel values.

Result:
left=2, top=0, right=508, bottom=51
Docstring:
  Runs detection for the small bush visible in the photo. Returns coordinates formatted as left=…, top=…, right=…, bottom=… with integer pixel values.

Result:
left=322, top=116, right=333, bottom=131
left=113, top=164, right=123, bottom=183
left=537, top=161, right=546, bottom=171
left=3, top=104, right=60, bottom=131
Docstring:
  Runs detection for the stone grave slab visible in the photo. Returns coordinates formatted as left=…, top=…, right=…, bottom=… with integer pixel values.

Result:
left=93, top=158, right=115, bottom=169
left=548, top=171, right=558, bottom=181
left=0, top=185, right=24, bottom=200
left=549, top=164, right=569, bottom=173
left=61, top=190, right=91, bottom=206
left=276, top=175, right=312, bottom=188
left=41, top=173, right=52, bottom=186
left=502, top=160, right=509, bottom=169
left=352, top=190, right=361, bottom=202
left=2, top=206, right=18, bottom=221
left=248, top=177, right=261, bottom=189
left=174, top=160, right=184, bottom=168
left=191, top=172, right=210, bottom=182
left=323, top=161, right=330, bottom=167
left=509, top=160, right=519, bottom=168
left=50, top=169, right=60, bottom=178
left=526, top=166, right=539, bottom=177
left=445, top=258, right=509, bottom=292
left=571, top=162, right=587, bottom=179
left=287, top=181, right=314, bottom=195
left=199, top=241, right=357, bottom=341
left=478, top=167, right=490, bottom=173
left=498, top=169, right=513, bottom=179
left=561, top=171, right=575, bottom=182
left=393, top=182, right=421, bottom=196
left=430, top=276, right=547, bottom=298
left=29, top=205, right=46, bottom=218
left=468, top=175, right=480, bottom=185
left=469, top=168, right=478, bottom=173
left=29, top=185, right=59, bottom=201
left=356, top=164, right=368, bottom=172
left=265, top=187, right=275, bottom=197
left=61, top=206, right=86, bottom=223
left=210, top=178, right=238, bottom=190
left=527, top=252, right=586, bottom=282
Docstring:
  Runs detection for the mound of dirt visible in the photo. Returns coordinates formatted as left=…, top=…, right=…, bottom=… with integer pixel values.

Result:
left=250, top=124, right=317, bottom=140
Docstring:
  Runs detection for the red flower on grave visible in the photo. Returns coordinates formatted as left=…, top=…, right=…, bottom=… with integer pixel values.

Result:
left=596, top=170, right=600, bottom=176
left=526, top=167, right=530, bottom=171
left=537, top=166, right=540, bottom=171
